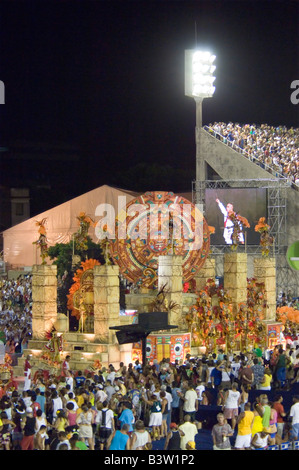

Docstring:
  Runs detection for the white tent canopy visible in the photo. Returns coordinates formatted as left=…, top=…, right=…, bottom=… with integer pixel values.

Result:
left=3, top=185, right=139, bottom=268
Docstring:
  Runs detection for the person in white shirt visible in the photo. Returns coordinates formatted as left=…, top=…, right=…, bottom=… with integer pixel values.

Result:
left=66, top=392, right=79, bottom=411
left=131, top=419, right=152, bottom=450
left=106, top=364, right=116, bottom=384
left=23, top=355, right=32, bottom=391
left=66, top=374, right=74, bottom=392
left=223, top=383, right=241, bottom=430
left=251, top=430, right=270, bottom=449
left=56, top=432, right=71, bottom=450
left=95, top=400, right=115, bottom=450
left=290, top=395, right=299, bottom=440
left=195, top=380, right=205, bottom=405
left=216, top=199, right=244, bottom=245
left=179, top=382, right=198, bottom=422
left=94, top=385, right=108, bottom=404
left=22, top=390, right=32, bottom=409
left=160, top=384, right=173, bottom=432
left=104, top=380, right=116, bottom=402
left=178, top=415, right=198, bottom=450
left=231, top=356, right=241, bottom=381
left=51, top=390, right=63, bottom=423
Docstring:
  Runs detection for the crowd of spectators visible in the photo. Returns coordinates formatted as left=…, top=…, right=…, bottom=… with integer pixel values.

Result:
left=205, top=122, right=299, bottom=186
left=0, top=275, right=33, bottom=361
left=277, top=290, right=299, bottom=310
left=0, top=274, right=299, bottom=450
left=0, top=341, right=298, bottom=451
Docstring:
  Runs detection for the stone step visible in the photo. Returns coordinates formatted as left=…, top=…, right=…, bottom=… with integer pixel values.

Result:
left=27, top=338, right=109, bottom=355
left=14, top=354, right=106, bottom=378
left=13, top=359, right=100, bottom=379
left=14, top=332, right=113, bottom=377
left=18, top=350, right=108, bottom=366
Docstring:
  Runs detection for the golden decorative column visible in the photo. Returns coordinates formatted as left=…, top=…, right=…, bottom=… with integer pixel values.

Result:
left=31, top=264, right=58, bottom=338
left=93, top=264, right=120, bottom=343
left=253, top=257, right=276, bottom=321
left=224, top=252, right=247, bottom=314
left=158, top=255, right=183, bottom=329
left=194, top=257, right=216, bottom=291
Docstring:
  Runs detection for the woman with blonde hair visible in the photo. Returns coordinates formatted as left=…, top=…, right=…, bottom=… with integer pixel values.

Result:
left=76, top=403, right=94, bottom=450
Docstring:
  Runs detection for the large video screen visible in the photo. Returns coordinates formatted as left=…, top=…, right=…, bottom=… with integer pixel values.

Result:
left=205, top=188, right=267, bottom=245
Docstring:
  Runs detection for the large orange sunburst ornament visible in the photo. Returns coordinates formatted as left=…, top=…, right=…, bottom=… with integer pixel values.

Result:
left=109, top=191, right=210, bottom=285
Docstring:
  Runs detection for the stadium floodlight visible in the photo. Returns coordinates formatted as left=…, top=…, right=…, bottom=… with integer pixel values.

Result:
left=185, top=50, right=216, bottom=98
left=185, top=49, right=216, bottom=209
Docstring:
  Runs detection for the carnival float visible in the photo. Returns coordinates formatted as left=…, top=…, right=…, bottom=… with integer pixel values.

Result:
left=12, top=191, right=297, bottom=378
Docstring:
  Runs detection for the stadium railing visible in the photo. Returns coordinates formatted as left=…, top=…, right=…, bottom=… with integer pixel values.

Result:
left=267, top=440, right=299, bottom=450
left=202, top=125, right=298, bottom=191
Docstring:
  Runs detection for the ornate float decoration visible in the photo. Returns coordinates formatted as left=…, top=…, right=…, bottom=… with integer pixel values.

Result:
left=74, top=212, right=96, bottom=252
left=188, top=277, right=268, bottom=352
left=40, top=326, right=64, bottom=369
left=67, top=259, right=101, bottom=332
left=0, top=353, right=13, bottom=381
left=255, top=217, right=274, bottom=257
left=228, top=212, right=250, bottom=250
left=187, top=279, right=234, bottom=352
left=109, top=191, right=211, bottom=287
left=234, top=278, right=268, bottom=350
left=33, top=218, right=49, bottom=264
left=99, top=224, right=114, bottom=265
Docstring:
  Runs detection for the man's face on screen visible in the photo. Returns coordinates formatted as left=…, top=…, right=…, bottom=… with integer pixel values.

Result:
left=226, top=203, right=234, bottom=213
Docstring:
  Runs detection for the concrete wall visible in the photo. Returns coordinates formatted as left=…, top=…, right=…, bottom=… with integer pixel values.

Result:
left=200, top=128, right=274, bottom=180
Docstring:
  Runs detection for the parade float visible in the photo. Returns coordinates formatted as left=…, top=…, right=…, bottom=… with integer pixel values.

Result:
left=15, top=193, right=293, bottom=377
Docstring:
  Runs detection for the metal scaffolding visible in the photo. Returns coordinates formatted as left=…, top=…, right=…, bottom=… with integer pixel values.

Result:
left=192, top=178, right=298, bottom=296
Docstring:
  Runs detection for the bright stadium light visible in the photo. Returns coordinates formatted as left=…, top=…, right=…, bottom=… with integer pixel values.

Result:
left=185, top=50, right=216, bottom=98
left=185, top=49, right=216, bottom=209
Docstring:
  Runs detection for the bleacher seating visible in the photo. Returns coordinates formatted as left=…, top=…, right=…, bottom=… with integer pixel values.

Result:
left=204, top=122, right=299, bottom=188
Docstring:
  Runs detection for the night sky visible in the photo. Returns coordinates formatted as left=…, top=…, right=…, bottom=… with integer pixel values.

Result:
left=0, top=0, right=298, bottom=208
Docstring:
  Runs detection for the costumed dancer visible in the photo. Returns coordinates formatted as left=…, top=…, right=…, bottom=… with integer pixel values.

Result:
left=61, top=354, right=71, bottom=377
left=216, top=198, right=244, bottom=245
left=23, top=354, right=32, bottom=391
left=45, top=327, right=63, bottom=363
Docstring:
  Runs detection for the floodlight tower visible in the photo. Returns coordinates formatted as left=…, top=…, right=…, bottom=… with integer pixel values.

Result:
left=185, top=50, right=216, bottom=211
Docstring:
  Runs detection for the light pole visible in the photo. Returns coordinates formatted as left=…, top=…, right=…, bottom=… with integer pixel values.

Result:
left=185, top=50, right=216, bottom=210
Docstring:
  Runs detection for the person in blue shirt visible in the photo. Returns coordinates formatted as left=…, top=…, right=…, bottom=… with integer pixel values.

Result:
left=118, top=401, right=134, bottom=432
left=35, top=388, right=46, bottom=414
left=134, top=360, right=142, bottom=372
left=210, top=362, right=222, bottom=389
left=107, top=423, right=131, bottom=450
left=75, top=371, right=86, bottom=389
